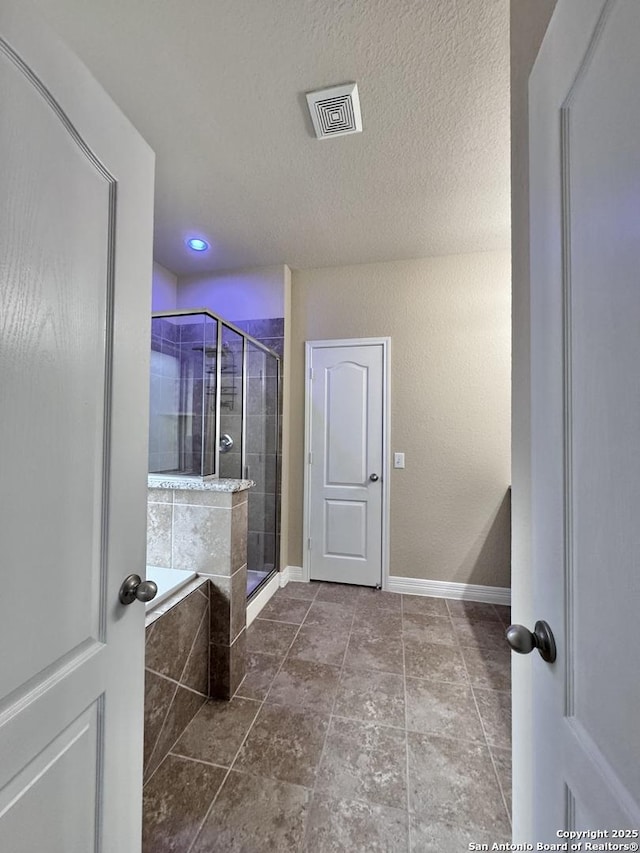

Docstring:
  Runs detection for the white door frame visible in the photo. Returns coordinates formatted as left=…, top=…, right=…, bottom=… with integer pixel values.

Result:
left=302, top=337, right=391, bottom=588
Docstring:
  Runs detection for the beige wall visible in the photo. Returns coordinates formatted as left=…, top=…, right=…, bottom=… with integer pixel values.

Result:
left=288, top=251, right=512, bottom=587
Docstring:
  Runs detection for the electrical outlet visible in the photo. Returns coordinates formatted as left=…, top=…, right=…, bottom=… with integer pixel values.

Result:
left=394, top=452, right=405, bottom=469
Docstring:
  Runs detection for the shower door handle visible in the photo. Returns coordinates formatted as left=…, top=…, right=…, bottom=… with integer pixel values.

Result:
left=219, top=433, right=234, bottom=452
left=119, top=574, right=158, bottom=605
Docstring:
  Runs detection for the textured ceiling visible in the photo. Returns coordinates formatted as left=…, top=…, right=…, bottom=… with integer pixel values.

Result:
left=34, top=0, right=510, bottom=274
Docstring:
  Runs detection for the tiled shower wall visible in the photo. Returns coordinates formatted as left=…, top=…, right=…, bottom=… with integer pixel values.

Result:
left=231, top=317, right=284, bottom=360
left=232, top=318, right=283, bottom=575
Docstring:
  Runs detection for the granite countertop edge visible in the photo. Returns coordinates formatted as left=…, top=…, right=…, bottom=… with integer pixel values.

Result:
left=147, top=475, right=255, bottom=492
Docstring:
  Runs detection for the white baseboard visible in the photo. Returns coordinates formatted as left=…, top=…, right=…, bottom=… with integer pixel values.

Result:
left=246, top=571, right=280, bottom=626
left=386, top=575, right=511, bottom=606
left=279, top=566, right=290, bottom=586
left=286, top=565, right=305, bottom=583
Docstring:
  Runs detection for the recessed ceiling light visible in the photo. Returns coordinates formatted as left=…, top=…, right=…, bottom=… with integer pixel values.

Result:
left=187, top=237, right=209, bottom=252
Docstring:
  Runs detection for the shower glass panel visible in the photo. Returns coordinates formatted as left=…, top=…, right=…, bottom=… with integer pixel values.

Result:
left=149, top=313, right=217, bottom=476
left=217, top=325, right=244, bottom=479
left=245, top=342, right=280, bottom=595
left=150, top=309, right=281, bottom=599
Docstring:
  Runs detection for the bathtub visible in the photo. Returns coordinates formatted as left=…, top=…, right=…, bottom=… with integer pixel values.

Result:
left=145, top=566, right=197, bottom=610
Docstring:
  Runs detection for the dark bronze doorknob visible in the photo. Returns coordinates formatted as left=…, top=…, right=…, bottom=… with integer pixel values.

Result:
left=506, top=620, right=556, bottom=663
left=119, top=574, right=158, bottom=606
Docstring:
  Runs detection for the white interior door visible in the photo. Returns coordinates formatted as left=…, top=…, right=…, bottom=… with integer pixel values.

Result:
left=305, top=340, right=387, bottom=587
left=0, top=4, right=154, bottom=851
left=526, top=0, right=640, bottom=837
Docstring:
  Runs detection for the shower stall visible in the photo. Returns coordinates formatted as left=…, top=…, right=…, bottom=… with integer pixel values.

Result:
left=149, top=310, right=281, bottom=598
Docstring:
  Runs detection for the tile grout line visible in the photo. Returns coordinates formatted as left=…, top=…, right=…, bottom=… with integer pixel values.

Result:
left=298, top=589, right=358, bottom=852
left=144, top=667, right=209, bottom=699
left=401, top=594, right=412, bottom=853
left=457, top=600, right=513, bottom=829
left=449, top=600, right=513, bottom=833
left=186, top=586, right=320, bottom=853
left=177, top=601, right=210, bottom=687
left=144, top=609, right=214, bottom=788
left=167, top=752, right=228, bottom=771
left=468, top=682, right=513, bottom=831
left=142, top=679, right=181, bottom=786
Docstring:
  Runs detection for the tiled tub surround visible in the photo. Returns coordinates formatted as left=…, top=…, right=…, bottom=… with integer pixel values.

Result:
left=144, top=578, right=210, bottom=785
left=147, top=476, right=252, bottom=699
left=142, top=583, right=512, bottom=852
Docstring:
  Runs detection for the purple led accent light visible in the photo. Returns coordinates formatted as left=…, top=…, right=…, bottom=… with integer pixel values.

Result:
left=187, top=237, right=209, bottom=252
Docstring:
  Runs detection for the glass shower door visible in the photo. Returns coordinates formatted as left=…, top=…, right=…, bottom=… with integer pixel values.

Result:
left=217, top=324, right=244, bottom=478
left=245, top=342, right=279, bottom=596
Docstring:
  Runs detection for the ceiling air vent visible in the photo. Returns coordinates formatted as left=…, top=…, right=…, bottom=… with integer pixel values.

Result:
left=305, top=83, right=362, bottom=140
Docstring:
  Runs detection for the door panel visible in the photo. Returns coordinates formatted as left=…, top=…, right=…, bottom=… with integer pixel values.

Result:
left=0, top=4, right=154, bottom=850
left=0, top=27, right=111, bottom=703
left=528, top=0, right=640, bottom=837
left=307, top=342, right=384, bottom=586
left=326, top=362, right=368, bottom=484
left=567, top=4, right=640, bottom=799
left=325, top=500, right=367, bottom=559
left=0, top=704, right=99, bottom=853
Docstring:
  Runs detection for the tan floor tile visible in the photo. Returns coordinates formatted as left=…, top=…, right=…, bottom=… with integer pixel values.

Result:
left=461, top=644, right=512, bottom=692
left=172, top=697, right=260, bottom=767
left=278, top=581, right=321, bottom=601
left=303, top=600, right=355, bottom=631
left=304, top=793, right=408, bottom=852
left=401, top=594, right=449, bottom=617
left=344, top=633, right=404, bottom=674
left=288, top=623, right=350, bottom=666
left=234, top=703, right=329, bottom=788
left=266, top=657, right=341, bottom=714
left=405, top=677, right=484, bottom=741
left=404, top=639, right=468, bottom=683
left=409, top=817, right=508, bottom=852
left=446, top=600, right=501, bottom=622
left=246, top=618, right=298, bottom=659
left=473, top=687, right=512, bottom=748
left=334, top=667, right=406, bottom=727
left=316, top=717, right=407, bottom=810
left=235, top=651, right=281, bottom=701
left=258, top=595, right=311, bottom=624
left=316, top=582, right=361, bottom=605
left=403, top=612, right=457, bottom=646
left=408, top=731, right=510, bottom=834
left=192, top=771, right=311, bottom=853
left=356, top=587, right=402, bottom=613
left=451, top=617, right=509, bottom=651
left=143, top=755, right=225, bottom=853
left=491, top=745, right=512, bottom=816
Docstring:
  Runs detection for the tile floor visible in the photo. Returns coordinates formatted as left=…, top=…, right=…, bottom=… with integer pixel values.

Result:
left=143, top=581, right=512, bottom=852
